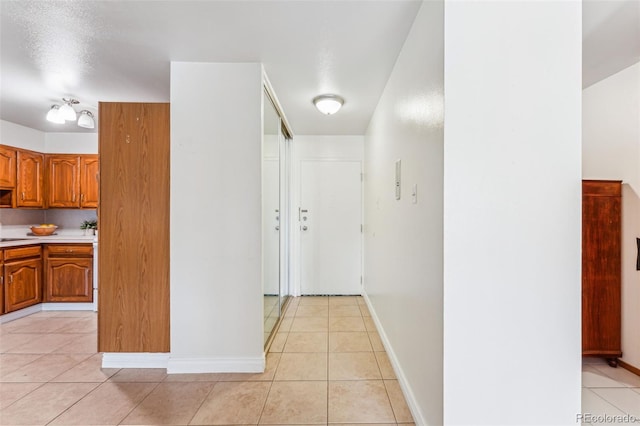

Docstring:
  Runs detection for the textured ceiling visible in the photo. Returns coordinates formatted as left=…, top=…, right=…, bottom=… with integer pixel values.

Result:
left=0, top=0, right=421, bottom=135
left=1, top=0, right=638, bottom=135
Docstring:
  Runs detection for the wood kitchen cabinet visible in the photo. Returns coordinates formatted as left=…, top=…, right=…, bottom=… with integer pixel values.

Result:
left=16, top=149, right=44, bottom=208
left=582, top=180, right=622, bottom=366
left=79, top=155, right=99, bottom=208
left=44, top=244, right=93, bottom=302
left=0, top=145, right=16, bottom=188
left=3, top=245, right=42, bottom=313
left=0, top=250, right=4, bottom=315
left=47, top=154, right=99, bottom=208
left=0, top=145, right=16, bottom=208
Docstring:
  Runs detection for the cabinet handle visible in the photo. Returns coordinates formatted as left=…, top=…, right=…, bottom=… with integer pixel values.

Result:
left=21, top=192, right=25, bottom=200
left=65, top=249, right=73, bottom=253
left=72, top=193, right=76, bottom=202
left=8, top=274, right=13, bottom=284
left=81, top=194, right=84, bottom=203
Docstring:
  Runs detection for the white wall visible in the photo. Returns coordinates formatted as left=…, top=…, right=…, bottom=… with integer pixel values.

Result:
left=45, top=133, right=97, bottom=154
left=363, top=1, right=443, bottom=424
left=443, top=2, right=582, bottom=425
left=292, top=135, right=364, bottom=296
left=169, top=62, right=264, bottom=373
left=583, top=61, right=640, bottom=369
left=0, top=120, right=45, bottom=151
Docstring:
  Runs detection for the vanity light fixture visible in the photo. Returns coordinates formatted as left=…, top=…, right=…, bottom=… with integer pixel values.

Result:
left=46, top=98, right=96, bottom=129
left=313, top=94, right=344, bottom=115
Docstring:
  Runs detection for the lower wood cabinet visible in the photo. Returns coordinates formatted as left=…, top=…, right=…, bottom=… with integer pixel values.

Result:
left=44, top=244, right=93, bottom=302
left=0, top=250, right=4, bottom=315
left=3, top=245, right=42, bottom=313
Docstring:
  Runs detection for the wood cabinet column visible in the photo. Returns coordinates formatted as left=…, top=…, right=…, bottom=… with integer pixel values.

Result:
left=98, top=102, right=170, bottom=353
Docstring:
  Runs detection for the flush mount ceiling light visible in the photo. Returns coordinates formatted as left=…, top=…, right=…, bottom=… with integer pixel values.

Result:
left=313, top=94, right=344, bottom=115
left=46, top=98, right=95, bottom=129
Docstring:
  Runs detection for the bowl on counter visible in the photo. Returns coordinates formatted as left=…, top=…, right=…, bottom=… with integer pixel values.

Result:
left=30, top=225, right=58, bottom=236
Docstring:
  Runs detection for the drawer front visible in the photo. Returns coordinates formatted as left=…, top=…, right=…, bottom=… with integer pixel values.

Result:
left=4, top=245, right=41, bottom=262
left=46, top=244, right=93, bottom=257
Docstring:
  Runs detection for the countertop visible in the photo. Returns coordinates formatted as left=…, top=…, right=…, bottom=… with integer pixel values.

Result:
left=0, top=225, right=96, bottom=248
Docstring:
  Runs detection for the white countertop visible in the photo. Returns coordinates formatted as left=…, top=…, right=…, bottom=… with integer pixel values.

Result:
left=0, top=225, right=96, bottom=248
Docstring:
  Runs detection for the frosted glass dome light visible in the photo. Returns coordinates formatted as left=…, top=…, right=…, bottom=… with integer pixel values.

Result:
left=77, top=110, right=95, bottom=129
left=58, top=98, right=80, bottom=121
left=46, top=105, right=65, bottom=124
left=313, top=94, right=344, bottom=115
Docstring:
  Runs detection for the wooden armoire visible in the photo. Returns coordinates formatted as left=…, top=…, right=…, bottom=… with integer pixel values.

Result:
left=582, top=180, right=622, bottom=366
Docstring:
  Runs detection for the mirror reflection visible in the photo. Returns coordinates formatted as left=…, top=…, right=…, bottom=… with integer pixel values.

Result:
left=263, top=92, right=280, bottom=345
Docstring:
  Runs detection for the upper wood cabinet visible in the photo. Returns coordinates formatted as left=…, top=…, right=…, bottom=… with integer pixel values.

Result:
left=0, top=145, right=16, bottom=188
left=16, top=149, right=45, bottom=208
left=80, top=155, right=99, bottom=208
left=46, top=154, right=98, bottom=208
left=47, top=155, right=80, bottom=208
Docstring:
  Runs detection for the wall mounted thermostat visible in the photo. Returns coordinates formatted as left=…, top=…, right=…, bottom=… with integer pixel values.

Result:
left=395, top=159, right=401, bottom=200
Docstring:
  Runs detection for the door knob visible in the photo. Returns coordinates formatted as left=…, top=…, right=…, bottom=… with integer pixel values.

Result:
left=302, top=225, right=308, bottom=231
left=275, top=226, right=280, bottom=231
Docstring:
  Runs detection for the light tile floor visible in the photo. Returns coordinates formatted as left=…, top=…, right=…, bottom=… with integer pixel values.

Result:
left=0, top=296, right=415, bottom=425
left=582, top=358, right=640, bottom=425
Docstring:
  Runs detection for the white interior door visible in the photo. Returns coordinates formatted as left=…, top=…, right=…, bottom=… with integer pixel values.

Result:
left=300, top=160, right=362, bottom=295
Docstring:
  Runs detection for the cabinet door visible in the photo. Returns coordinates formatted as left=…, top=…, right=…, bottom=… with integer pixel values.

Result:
left=16, top=150, right=44, bottom=208
left=0, top=146, right=16, bottom=188
left=0, top=253, right=4, bottom=315
left=80, top=155, right=99, bottom=208
left=45, top=258, right=92, bottom=302
left=47, top=155, right=80, bottom=208
left=4, top=258, right=42, bottom=313
left=582, top=182, right=622, bottom=356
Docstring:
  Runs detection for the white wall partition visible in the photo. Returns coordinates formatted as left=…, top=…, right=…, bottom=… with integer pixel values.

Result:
left=363, top=1, right=444, bottom=424
left=443, top=1, right=582, bottom=424
left=583, top=61, right=640, bottom=370
left=169, top=62, right=264, bottom=372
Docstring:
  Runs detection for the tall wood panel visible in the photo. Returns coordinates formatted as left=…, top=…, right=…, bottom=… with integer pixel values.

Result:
left=582, top=180, right=622, bottom=364
left=98, top=102, right=170, bottom=353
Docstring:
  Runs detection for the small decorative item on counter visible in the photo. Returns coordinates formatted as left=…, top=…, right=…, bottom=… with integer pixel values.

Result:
left=30, top=224, right=58, bottom=236
left=80, top=219, right=98, bottom=235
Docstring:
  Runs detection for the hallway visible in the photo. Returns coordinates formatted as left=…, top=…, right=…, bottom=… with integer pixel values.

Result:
left=0, top=296, right=414, bottom=425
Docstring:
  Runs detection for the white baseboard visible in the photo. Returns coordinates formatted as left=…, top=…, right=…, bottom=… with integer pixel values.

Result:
left=102, top=352, right=170, bottom=369
left=362, top=291, right=427, bottom=426
left=42, top=303, right=93, bottom=311
left=0, top=304, right=42, bottom=323
left=0, top=302, right=94, bottom=324
left=167, top=355, right=265, bottom=374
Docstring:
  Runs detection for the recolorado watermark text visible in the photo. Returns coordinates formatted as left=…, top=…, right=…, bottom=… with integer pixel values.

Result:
left=577, top=413, right=640, bottom=424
